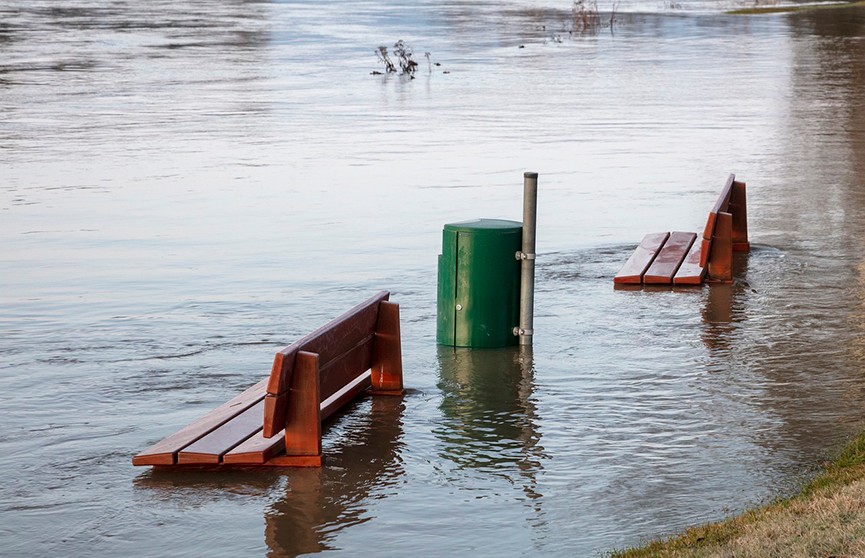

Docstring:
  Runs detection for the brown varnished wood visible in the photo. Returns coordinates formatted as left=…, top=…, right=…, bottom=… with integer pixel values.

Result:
left=264, top=336, right=374, bottom=437
left=673, top=236, right=706, bottom=285
left=707, top=212, right=733, bottom=283
left=709, top=173, right=735, bottom=216
left=132, top=377, right=268, bottom=466
left=263, top=292, right=388, bottom=437
left=613, top=232, right=669, bottom=284
left=699, top=214, right=716, bottom=269
left=284, top=351, right=322, bottom=458
left=700, top=174, right=736, bottom=268
left=321, top=371, right=372, bottom=421
left=371, top=301, right=404, bottom=394
left=615, top=173, right=747, bottom=288
left=135, top=293, right=404, bottom=469
left=266, top=291, right=389, bottom=395
left=643, top=232, right=696, bottom=284
left=318, top=334, right=374, bottom=402
left=262, top=392, right=289, bottom=439
left=267, top=351, right=292, bottom=397
left=223, top=427, right=286, bottom=465
left=223, top=372, right=373, bottom=464
left=176, top=399, right=267, bottom=465
left=730, top=180, right=749, bottom=252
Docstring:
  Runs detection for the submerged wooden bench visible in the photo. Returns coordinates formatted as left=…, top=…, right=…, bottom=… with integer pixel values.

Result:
left=614, top=173, right=749, bottom=286
left=133, top=291, right=404, bottom=468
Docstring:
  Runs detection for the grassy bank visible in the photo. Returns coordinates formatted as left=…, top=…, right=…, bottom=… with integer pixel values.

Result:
left=609, top=432, right=865, bottom=557
left=727, top=0, right=865, bottom=15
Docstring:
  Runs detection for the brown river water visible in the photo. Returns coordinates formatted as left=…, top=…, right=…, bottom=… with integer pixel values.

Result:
left=2, top=1, right=865, bottom=556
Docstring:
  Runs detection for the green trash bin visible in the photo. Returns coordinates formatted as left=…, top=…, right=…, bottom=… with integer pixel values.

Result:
left=437, top=219, right=522, bottom=348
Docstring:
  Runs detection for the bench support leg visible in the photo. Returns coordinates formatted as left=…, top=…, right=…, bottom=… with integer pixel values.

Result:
left=371, top=301, right=405, bottom=396
left=707, top=212, right=733, bottom=284
left=281, top=350, right=323, bottom=466
left=730, top=180, right=749, bottom=252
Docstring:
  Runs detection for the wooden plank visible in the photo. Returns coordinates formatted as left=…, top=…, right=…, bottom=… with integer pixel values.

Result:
left=284, top=351, right=322, bottom=458
left=698, top=234, right=713, bottom=269
left=319, top=335, right=374, bottom=402
left=371, top=301, right=404, bottom=395
left=700, top=212, right=717, bottom=248
left=730, top=180, right=749, bottom=252
left=176, top=399, right=267, bottom=465
left=224, top=372, right=372, bottom=465
left=613, top=232, right=669, bottom=284
left=673, top=235, right=706, bottom=285
left=700, top=174, right=736, bottom=267
left=132, top=377, right=268, bottom=466
left=643, top=232, right=697, bottom=284
left=266, top=352, right=293, bottom=397
left=707, top=211, right=733, bottom=283
left=263, top=292, right=387, bottom=436
left=223, top=427, right=286, bottom=465
left=262, top=392, right=289, bottom=439
left=709, top=173, right=736, bottom=215
left=265, top=291, right=389, bottom=396
left=321, top=371, right=372, bottom=421
left=264, top=332, right=373, bottom=437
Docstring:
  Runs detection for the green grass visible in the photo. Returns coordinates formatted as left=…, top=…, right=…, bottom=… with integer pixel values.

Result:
left=727, top=0, right=865, bottom=15
left=607, top=431, right=865, bottom=558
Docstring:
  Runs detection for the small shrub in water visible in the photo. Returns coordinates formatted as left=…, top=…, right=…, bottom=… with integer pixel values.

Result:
left=374, top=40, right=421, bottom=77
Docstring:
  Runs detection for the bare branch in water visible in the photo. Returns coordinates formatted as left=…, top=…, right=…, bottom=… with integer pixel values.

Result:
left=374, top=40, right=426, bottom=78
left=376, top=45, right=396, bottom=73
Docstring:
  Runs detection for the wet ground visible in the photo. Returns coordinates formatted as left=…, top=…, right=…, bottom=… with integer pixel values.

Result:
left=2, top=0, right=865, bottom=556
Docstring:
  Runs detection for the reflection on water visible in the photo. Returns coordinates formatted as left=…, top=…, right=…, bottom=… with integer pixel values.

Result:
left=133, top=396, right=406, bottom=558
left=700, top=251, right=751, bottom=352
left=3, top=0, right=865, bottom=556
left=264, top=397, right=406, bottom=557
left=436, top=346, right=545, bottom=499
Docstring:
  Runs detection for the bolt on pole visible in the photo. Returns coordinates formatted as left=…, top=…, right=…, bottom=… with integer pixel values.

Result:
left=519, top=172, right=538, bottom=346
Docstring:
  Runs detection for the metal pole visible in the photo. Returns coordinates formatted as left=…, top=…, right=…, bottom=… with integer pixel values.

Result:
left=519, top=172, right=538, bottom=346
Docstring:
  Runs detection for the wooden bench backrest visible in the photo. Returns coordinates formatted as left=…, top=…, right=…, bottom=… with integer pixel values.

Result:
left=263, top=291, right=390, bottom=437
left=699, top=173, right=736, bottom=268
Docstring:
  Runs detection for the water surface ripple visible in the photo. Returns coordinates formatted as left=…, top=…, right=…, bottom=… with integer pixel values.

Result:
left=2, top=1, right=865, bottom=556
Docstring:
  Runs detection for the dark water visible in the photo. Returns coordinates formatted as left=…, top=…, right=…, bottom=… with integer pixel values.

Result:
left=2, top=1, right=865, bottom=556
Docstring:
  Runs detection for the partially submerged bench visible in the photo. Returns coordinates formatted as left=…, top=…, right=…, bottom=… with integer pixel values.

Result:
left=133, top=291, right=404, bottom=468
left=614, top=174, right=749, bottom=286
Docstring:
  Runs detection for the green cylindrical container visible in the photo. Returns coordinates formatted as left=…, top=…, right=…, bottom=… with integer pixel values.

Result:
left=437, top=219, right=522, bottom=348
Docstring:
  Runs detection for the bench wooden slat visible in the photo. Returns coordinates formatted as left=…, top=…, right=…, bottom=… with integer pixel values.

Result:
left=707, top=211, right=733, bottom=283
left=708, top=173, right=736, bottom=216
left=730, top=180, right=749, bottom=251
left=222, top=428, right=285, bottom=465
left=263, top=293, right=388, bottom=437
left=643, top=232, right=697, bottom=284
left=320, top=370, right=373, bottom=421
left=320, top=334, right=374, bottom=402
left=176, top=399, right=267, bottom=464
left=224, top=371, right=373, bottom=465
left=263, top=333, right=374, bottom=438
left=266, top=291, right=389, bottom=396
left=700, top=174, right=736, bottom=268
left=673, top=236, right=706, bottom=285
left=134, top=292, right=404, bottom=469
left=613, top=174, right=747, bottom=288
left=371, top=301, right=405, bottom=394
left=131, top=378, right=268, bottom=466
left=614, top=232, right=670, bottom=284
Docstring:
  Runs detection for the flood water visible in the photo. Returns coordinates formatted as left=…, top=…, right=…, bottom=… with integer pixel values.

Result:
left=3, top=0, right=865, bottom=556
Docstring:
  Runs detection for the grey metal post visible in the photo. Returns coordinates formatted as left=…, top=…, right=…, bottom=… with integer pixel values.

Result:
left=519, top=172, right=538, bottom=346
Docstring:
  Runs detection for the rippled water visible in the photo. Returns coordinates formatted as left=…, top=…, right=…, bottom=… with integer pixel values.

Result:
left=3, top=1, right=865, bottom=556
